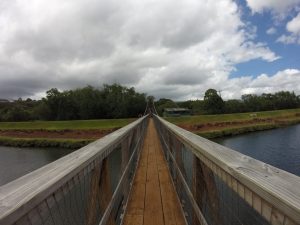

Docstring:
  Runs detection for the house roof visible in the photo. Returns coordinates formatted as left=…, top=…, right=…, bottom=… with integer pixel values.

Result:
left=164, top=108, right=190, bottom=112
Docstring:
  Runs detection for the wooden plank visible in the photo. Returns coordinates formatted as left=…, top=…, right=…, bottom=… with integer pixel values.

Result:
left=237, top=182, right=245, bottom=199
left=159, top=168, right=186, bottom=225
left=124, top=119, right=186, bottom=225
left=253, top=193, right=262, bottom=214
left=125, top=161, right=147, bottom=216
left=284, top=217, right=297, bottom=225
left=123, top=121, right=149, bottom=225
left=144, top=120, right=164, bottom=225
left=192, top=157, right=205, bottom=225
left=99, top=158, right=115, bottom=225
left=200, top=161, right=221, bottom=225
left=85, top=162, right=101, bottom=225
left=156, top=129, right=185, bottom=225
left=261, top=200, right=272, bottom=222
left=15, top=215, right=31, bottom=225
left=192, top=156, right=220, bottom=225
left=144, top=132, right=164, bottom=225
left=125, top=182, right=146, bottom=216
left=122, top=138, right=130, bottom=201
left=271, top=208, right=285, bottom=225
left=144, top=174, right=164, bottom=225
left=155, top=115, right=300, bottom=223
left=244, top=187, right=253, bottom=207
left=123, top=215, right=144, bottom=225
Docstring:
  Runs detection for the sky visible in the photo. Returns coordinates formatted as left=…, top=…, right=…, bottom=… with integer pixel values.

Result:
left=1, top=0, right=300, bottom=100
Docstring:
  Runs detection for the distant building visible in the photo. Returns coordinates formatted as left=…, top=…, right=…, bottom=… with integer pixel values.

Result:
left=163, top=108, right=191, bottom=117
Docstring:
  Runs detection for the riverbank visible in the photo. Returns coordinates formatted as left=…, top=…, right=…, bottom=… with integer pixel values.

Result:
left=0, top=137, right=95, bottom=149
left=0, top=109, right=300, bottom=148
left=166, top=108, right=300, bottom=139
left=0, top=118, right=135, bottom=149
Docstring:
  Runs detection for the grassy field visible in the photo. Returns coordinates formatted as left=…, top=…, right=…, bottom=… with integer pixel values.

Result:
left=0, top=118, right=136, bottom=149
left=0, top=118, right=136, bottom=130
left=165, top=108, right=300, bottom=139
left=0, top=108, right=299, bottom=148
left=0, top=136, right=94, bottom=149
left=166, top=108, right=300, bottom=125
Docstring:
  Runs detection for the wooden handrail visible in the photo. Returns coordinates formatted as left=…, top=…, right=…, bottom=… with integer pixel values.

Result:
left=0, top=115, right=148, bottom=225
left=154, top=115, right=300, bottom=224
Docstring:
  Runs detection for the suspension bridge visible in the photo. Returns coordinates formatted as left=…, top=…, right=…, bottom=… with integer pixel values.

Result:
left=0, top=103, right=299, bottom=225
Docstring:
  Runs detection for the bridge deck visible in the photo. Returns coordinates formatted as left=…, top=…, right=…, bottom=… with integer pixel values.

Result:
left=123, top=119, right=186, bottom=225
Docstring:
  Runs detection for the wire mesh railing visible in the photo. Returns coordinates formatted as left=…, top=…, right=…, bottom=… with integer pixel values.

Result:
left=0, top=115, right=149, bottom=225
left=153, top=115, right=300, bottom=225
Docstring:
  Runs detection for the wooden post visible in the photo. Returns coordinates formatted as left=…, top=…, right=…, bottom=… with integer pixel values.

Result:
left=192, top=156, right=205, bottom=225
left=176, top=143, right=187, bottom=179
left=85, top=162, right=101, bottom=225
left=98, top=158, right=115, bottom=225
left=121, top=137, right=130, bottom=202
left=192, top=156, right=221, bottom=225
left=127, top=130, right=134, bottom=156
left=131, top=128, right=137, bottom=156
left=200, top=160, right=221, bottom=225
left=175, top=140, right=183, bottom=187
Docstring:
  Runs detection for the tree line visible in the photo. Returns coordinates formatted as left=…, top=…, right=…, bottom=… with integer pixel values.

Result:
left=0, top=85, right=300, bottom=122
left=0, top=84, right=146, bottom=121
left=155, top=89, right=300, bottom=116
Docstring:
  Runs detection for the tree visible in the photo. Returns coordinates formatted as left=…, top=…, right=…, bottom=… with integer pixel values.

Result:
left=72, top=86, right=104, bottom=119
left=190, top=100, right=205, bottom=115
left=274, top=91, right=299, bottom=109
left=44, top=88, right=78, bottom=120
left=241, top=94, right=261, bottom=112
left=155, top=98, right=178, bottom=116
left=203, top=89, right=225, bottom=114
left=225, top=99, right=245, bottom=113
left=3, top=106, right=31, bottom=121
left=101, top=84, right=146, bottom=118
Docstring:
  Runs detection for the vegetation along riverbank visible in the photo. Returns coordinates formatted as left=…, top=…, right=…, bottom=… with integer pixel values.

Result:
left=166, top=108, right=300, bottom=139
left=0, top=118, right=135, bottom=149
left=0, top=109, right=299, bottom=148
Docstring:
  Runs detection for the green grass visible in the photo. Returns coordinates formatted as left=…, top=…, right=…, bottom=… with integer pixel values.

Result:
left=0, top=136, right=95, bottom=149
left=197, top=123, right=280, bottom=139
left=164, top=108, right=300, bottom=139
left=0, top=117, right=136, bottom=149
left=165, top=108, right=300, bottom=125
left=0, top=118, right=136, bottom=130
left=1, top=109, right=300, bottom=148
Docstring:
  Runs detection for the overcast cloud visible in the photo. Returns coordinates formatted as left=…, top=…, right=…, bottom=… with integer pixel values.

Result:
left=0, top=0, right=298, bottom=100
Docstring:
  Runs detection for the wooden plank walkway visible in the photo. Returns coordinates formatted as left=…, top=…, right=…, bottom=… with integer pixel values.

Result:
left=123, top=119, right=186, bottom=225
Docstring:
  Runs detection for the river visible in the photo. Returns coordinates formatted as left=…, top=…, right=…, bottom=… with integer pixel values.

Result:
left=215, top=123, right=300, bottom=176
left=0, top=124, right=299, bottom=187
left=0, top=147, right=73, bottom=186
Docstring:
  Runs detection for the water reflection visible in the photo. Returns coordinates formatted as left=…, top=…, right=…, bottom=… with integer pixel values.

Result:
left=0, top=146, right=74, bottom=186
left=215, top=124, right=300, bottom=176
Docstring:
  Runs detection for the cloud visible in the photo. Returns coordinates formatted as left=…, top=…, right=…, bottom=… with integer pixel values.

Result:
left=277, top=13, right=300, bottom=44
left=287, top=13, right=300, bottom=34
left=136, top=69, right=300, bottom=100
left=224, top=69, right=300, bottom=98
left=245, top=0, right=300, bottom=14
left=246, top=0, right=300, bottom=46
left=0, top=0, right=281, bottom=100
left=266, top=27, right=277, bottom=35
left=277, top=34, right=298, bottom=44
